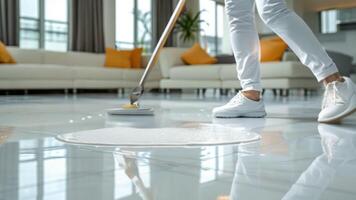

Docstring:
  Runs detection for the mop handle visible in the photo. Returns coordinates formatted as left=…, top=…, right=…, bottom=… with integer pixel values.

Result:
left=139, top=0, right=186, bottom=87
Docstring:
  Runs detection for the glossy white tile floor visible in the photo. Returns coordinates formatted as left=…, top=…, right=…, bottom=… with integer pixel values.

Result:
left=0, top=91, right=355, bottom=200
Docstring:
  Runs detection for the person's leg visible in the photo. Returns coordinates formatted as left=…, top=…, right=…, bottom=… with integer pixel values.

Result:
left=213, top=0, right=266, bottom=118
left=226, top=0, right=261, bottom=100
left=255, top=0, right=339, bottom=82
left=255, top=0, right=356, bottom=123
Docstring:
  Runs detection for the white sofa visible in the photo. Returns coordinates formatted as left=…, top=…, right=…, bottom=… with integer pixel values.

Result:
left=158, top=48, right=319, bottom=91
left=0, top=47, right=162, bottom=91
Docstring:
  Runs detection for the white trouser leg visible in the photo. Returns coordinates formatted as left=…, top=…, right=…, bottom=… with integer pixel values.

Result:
left=225, top=0, right=262, bottom=92
left=256, top=0, right=339, bottom=82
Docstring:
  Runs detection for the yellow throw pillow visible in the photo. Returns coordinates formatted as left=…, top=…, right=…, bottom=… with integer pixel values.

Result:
left=104, top=48, right=143, bottom=69
left=131, top=48, right=143, bottom=69
left=0, top=41, right=16, bottom=64
left=104, top=48, right=131, bottom=68
left=260, top=36, right=288, bottom=62
left=181, top=43, right=217, bottom=65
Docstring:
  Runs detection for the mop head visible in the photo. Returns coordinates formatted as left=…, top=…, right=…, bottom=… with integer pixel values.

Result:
left=107, top=103, right=154, bottom=116
left=121, top=103, right=139, bottom=109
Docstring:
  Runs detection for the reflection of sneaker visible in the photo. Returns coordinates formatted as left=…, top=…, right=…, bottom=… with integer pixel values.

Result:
left=212, top=92, right=266, bottom=118
left=318, top=124, right=356, bottom=162
left=318, top=77, right=356, bottom=123
left=212, top=118, right=266, bottom=133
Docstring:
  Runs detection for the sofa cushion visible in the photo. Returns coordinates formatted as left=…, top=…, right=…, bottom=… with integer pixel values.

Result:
left=159, top=48, right=187, bottom=78
left=219, top=64, right=238, bottom=80
left=260, top=62, right=314, bottom=78
left=104, top=48, right=132, bottom=68
left=181, top=43, right=217, bottom=65
left=0, top=42, right=16, bottom=63
left=0, top=64, right=74, bottom=80
left=260, top=37, right=288, bottom=62
left=7, top=47, right=43, bottom=64
left=122, top=69, right=143, bottom=81
left=67, top=51, right=105, bottom=67
left=121, top=68, right=162, bottom=81
left=170, top=65, right=221, bottom=80
left=74, top=67, right=123, bottom=80
left=219, top=62, right=314, bottom=80
left=43, top=51, right=70, bottom=65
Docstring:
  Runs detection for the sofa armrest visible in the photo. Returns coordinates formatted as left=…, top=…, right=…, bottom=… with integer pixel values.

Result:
left=158, top=47, right=187, bottom=78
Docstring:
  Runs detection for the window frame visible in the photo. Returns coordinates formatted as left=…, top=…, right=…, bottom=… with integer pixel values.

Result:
left=200, top=0, right=225, bottom=55
left=19, top=0, right=70, bottom=51
left=115, top=0, right=153, bottom=52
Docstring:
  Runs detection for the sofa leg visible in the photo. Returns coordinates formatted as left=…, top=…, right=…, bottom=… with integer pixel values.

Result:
left=202, top=89, right=207, bottom=96
left=64, top=89, right=69, bottom=95
left=24, top=90, right=28, bottom=95
left=73, top=88, right=77, bottom=95
left=279, top=89, right=290, bottom=97
left=272, top=89, right=277, bottom=96
left=279, top=89, right=283, bottom=96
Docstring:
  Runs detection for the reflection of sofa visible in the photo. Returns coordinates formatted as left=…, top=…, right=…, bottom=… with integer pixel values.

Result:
left=159, top=48, right=319, bottom=91
left=0, top=47, right=161, bottom=91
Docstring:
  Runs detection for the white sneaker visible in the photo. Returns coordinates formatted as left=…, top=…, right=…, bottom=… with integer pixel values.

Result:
left=318, top=77, right=356, bottom=123
left=212, top=92, right=266, bottom=118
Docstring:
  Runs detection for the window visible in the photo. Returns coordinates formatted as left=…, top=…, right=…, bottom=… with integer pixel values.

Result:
left=115, top=0, right=153, bottom=52
left=20, top=0, right=68, bottom=51
left=320, top=10, right=338, bottom=34
left=320, top=8, right=356, bottom=34
left=199, top=0, right=230, bottom=55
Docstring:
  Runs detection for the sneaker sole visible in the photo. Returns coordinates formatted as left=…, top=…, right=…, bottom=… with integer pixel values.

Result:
left=318, top=94, right=356, bottom=124
left=214, top=111, right=267, bottom=118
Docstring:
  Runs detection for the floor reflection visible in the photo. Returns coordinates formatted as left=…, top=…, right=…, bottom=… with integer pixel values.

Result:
left=1, top=94, right=356, bottom=200
left=230, top=124, right=356, bottom=200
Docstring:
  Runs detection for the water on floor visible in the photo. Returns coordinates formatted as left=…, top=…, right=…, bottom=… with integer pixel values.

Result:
left=0, top=92, right=355, bottom=200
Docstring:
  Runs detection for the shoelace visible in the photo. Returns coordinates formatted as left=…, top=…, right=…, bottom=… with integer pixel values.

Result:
left=322, top=82, right=344, bottom=109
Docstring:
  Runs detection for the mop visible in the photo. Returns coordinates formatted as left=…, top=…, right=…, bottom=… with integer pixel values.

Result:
left=107, top=0, right=186, bottom=115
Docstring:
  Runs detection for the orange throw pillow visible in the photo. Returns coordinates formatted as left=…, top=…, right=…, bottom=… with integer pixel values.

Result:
left=181, top=43, right=217, bottom=65
left=104, top=48, right=143, bottom=69
left=131, top=48, right=143, bottom=69
left=260, top=36, right=288, bottom=62
left=104, top=48, right=131, bottom=68
left=0, top=41, right=16, bottom=64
